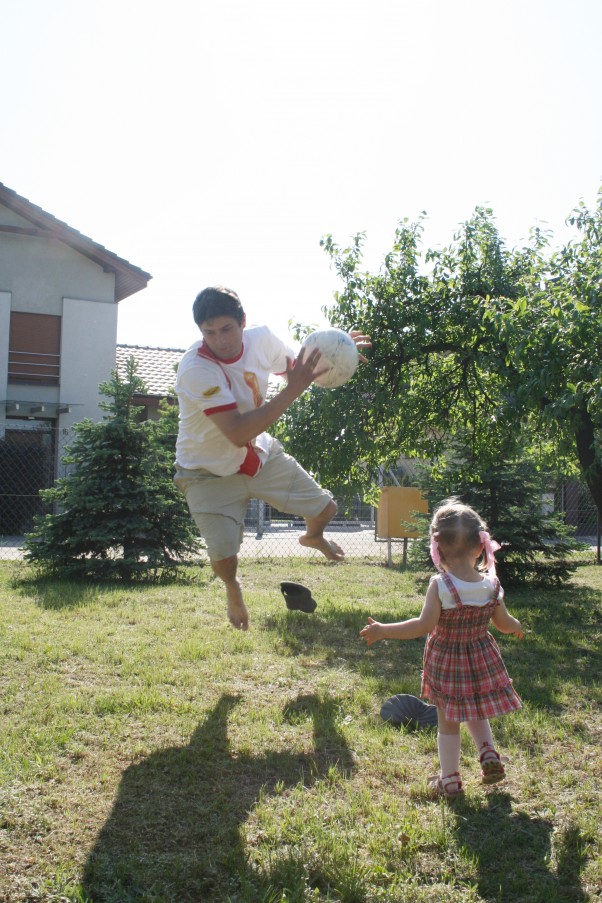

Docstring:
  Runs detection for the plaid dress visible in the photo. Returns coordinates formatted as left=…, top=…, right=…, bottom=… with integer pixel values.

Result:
left=421, top=572, right=522, bottom=722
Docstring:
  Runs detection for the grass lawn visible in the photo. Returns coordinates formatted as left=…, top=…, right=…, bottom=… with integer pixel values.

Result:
left=0, top=557, right=600, bottom=902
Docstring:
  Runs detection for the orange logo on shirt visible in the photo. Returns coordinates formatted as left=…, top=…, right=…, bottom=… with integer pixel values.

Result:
left=244, top=371, right=263, bottom=408
left=202, top=386, right=221, bottom=397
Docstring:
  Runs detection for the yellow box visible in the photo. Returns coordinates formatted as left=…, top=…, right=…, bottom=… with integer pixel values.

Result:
left=376, top=487, right=428, bottom=539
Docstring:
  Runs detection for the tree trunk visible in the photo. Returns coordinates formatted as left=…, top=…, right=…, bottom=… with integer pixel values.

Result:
left=574, top=408, right=602, bottom=519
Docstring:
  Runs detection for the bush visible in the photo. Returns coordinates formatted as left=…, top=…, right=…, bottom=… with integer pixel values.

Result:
left=25, top=360, right=201, bottom=581
left=409, top=458, right=585, bottom=587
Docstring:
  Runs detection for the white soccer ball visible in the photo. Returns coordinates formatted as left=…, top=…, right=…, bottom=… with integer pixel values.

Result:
left=301, top=327, right=359, bottom=388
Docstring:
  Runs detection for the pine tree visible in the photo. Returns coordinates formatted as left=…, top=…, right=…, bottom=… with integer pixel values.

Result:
left=25, top=359, right=201, bottom=580
left=409, top=450, right=584, bottom=587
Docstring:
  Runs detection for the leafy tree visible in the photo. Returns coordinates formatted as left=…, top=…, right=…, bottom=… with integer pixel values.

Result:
left=25, top=359, right=201, bottom=580
left=277, top=210, right=524, bottom=499
left=500, top=194, right=602, bottom=514
left=276, top=196, right=602, bottom=525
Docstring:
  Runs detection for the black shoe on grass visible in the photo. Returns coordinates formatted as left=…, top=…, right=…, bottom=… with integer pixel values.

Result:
left=279, top=581, right=317, bottom=613
left=380, top=694, right=438, bottom=729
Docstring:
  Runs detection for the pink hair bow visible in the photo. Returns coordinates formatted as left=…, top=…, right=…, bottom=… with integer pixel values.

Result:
left=479, top=530, right=501, bottom=580
left=430, top=535, right=442, bottom=571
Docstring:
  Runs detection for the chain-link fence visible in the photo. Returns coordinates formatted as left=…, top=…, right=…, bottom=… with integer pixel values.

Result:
left=0, top=422, right=387, bottom=563
left=1, top=420, right=599, bottom=564
left=239, top=496, right=381, bottom=561
left=0, top=420, right=64, bottom=558
left=555, top=479, right=600, bottom=542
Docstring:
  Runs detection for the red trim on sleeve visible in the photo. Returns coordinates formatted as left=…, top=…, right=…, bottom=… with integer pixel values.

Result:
left=275, top=354, right=296, bottom=377
left=205, top=402, right=238, bottom=416
left=238, top=443, right=262, bottom=477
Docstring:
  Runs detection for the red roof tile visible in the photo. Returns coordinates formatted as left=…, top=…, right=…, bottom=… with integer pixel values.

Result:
left=116, top=344, right=185, bottom=397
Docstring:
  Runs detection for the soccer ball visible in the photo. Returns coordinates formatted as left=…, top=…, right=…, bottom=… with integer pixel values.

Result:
left=301, top=328, right=359, bottom=388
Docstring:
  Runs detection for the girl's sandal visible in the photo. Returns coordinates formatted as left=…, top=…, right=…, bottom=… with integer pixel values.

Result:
left=479, top=745, right=506, bottom=785
left=428, top=771, right=464, bottom=800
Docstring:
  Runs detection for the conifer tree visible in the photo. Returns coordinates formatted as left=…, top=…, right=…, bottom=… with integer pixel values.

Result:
left=25, top=359, right=201, bottom=580
left=409, top=443, right=584, bottom=587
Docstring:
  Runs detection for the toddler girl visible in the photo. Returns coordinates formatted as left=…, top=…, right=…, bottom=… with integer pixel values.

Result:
left=360, top=498, right=523, bottom=798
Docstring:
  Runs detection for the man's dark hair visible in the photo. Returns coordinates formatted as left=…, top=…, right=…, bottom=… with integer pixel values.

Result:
left=193, top=286, right=245, bottom=327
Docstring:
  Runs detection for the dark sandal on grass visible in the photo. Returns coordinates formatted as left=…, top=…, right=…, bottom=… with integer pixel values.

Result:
left=428, top=771, right=464, bottom=799
left=479, top=744, right=506, bottom=785
left=279, top=581, right=317, bottom=613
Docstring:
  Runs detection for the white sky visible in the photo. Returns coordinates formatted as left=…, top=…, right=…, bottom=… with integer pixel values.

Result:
left=3, top=0, right=602, bottom=350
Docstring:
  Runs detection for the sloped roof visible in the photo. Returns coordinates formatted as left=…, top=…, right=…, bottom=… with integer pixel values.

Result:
left=0, top=183, right=152, bottom=301
left=116, top=343, right=284, bottom=401
left=117, top=344, right=185, bottom=397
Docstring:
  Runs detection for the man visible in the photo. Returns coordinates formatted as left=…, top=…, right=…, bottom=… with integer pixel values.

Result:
left=174, top=286, right=369, bottom=630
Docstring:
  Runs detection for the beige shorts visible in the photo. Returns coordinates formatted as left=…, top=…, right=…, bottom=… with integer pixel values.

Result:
left=174, top=441, right=332, bottom=562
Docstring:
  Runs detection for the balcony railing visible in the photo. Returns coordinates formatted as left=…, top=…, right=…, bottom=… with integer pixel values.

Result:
left=7, top=350, right=60, bottom=384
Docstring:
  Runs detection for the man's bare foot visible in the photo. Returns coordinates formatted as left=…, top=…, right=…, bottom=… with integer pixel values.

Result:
left=226, top=582, right=249, bottom=630
left=299, top=534, right=345, bottom=561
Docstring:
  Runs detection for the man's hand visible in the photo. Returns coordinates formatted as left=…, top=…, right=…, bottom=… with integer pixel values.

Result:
left=209, top=345, right=328, bottom=448
left=349, top=330, right=372, bottom=364
left=285, top=346, right=329, bottom=393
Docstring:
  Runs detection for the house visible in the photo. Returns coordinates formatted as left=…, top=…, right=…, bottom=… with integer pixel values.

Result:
left=116, top=344, right=185, bottom=420
left=0, top=183, right=151, bottom=534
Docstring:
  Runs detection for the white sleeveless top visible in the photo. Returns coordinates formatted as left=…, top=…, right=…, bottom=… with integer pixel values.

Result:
left=432, top=573, right=504, bottom=610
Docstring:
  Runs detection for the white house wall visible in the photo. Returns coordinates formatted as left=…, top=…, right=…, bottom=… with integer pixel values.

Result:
left=1, top=203, right=119, bottom=426
left=0, top=291, right=10, bottom=434
left=60, top=298, right=118, bottom=428
left=0, top=232, right=115, bottom=315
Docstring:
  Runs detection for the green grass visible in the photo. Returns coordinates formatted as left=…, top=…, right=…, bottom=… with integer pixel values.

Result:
left=0, top=558, right=600, bottom=902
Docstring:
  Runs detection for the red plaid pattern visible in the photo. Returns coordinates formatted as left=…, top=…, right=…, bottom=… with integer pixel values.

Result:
left=421, top=574, right=522, bottom=722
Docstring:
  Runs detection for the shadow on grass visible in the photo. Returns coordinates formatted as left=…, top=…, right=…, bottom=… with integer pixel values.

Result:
left=82, top=692, right=354, bottom=903
left=265, top=581, right=602, bottom=717
left=12, top=570, right=206, bottom=610
left=454, top=791, right=590, bottom=902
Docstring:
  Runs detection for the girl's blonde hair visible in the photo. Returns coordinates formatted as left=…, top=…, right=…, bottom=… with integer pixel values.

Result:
left=430, top=498, right=488, bottom=562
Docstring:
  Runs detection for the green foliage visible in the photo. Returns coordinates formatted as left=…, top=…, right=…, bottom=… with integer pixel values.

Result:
left=277, top=195, right=602, bottom=523
left=409, top=450, right=585, bottom=587
left=502, top=192, right=602, bottom=512
left=24, top=359, right=201, bottom=581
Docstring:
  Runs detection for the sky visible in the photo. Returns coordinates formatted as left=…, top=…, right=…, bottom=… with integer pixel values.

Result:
left=3, top=0, right=602, bottom=351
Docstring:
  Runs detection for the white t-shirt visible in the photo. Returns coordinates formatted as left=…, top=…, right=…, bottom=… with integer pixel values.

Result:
left=432, top=573, right=504, bottom=610
left=174, top=325, right=295, bottom=476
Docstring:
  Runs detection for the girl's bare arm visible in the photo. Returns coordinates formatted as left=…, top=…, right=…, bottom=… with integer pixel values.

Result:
left=492, top=600, right=524, bottom=638
left=360, top=580, right=441, bottom=646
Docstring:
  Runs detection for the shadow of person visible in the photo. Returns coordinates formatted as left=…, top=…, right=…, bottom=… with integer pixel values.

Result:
left=454, top=791, right=589, bottom=902
left=82, top=692, right=354, bottom=902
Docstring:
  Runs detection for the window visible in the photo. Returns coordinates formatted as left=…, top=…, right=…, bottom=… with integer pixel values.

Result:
left=8, top=312, right=61, bottom=384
